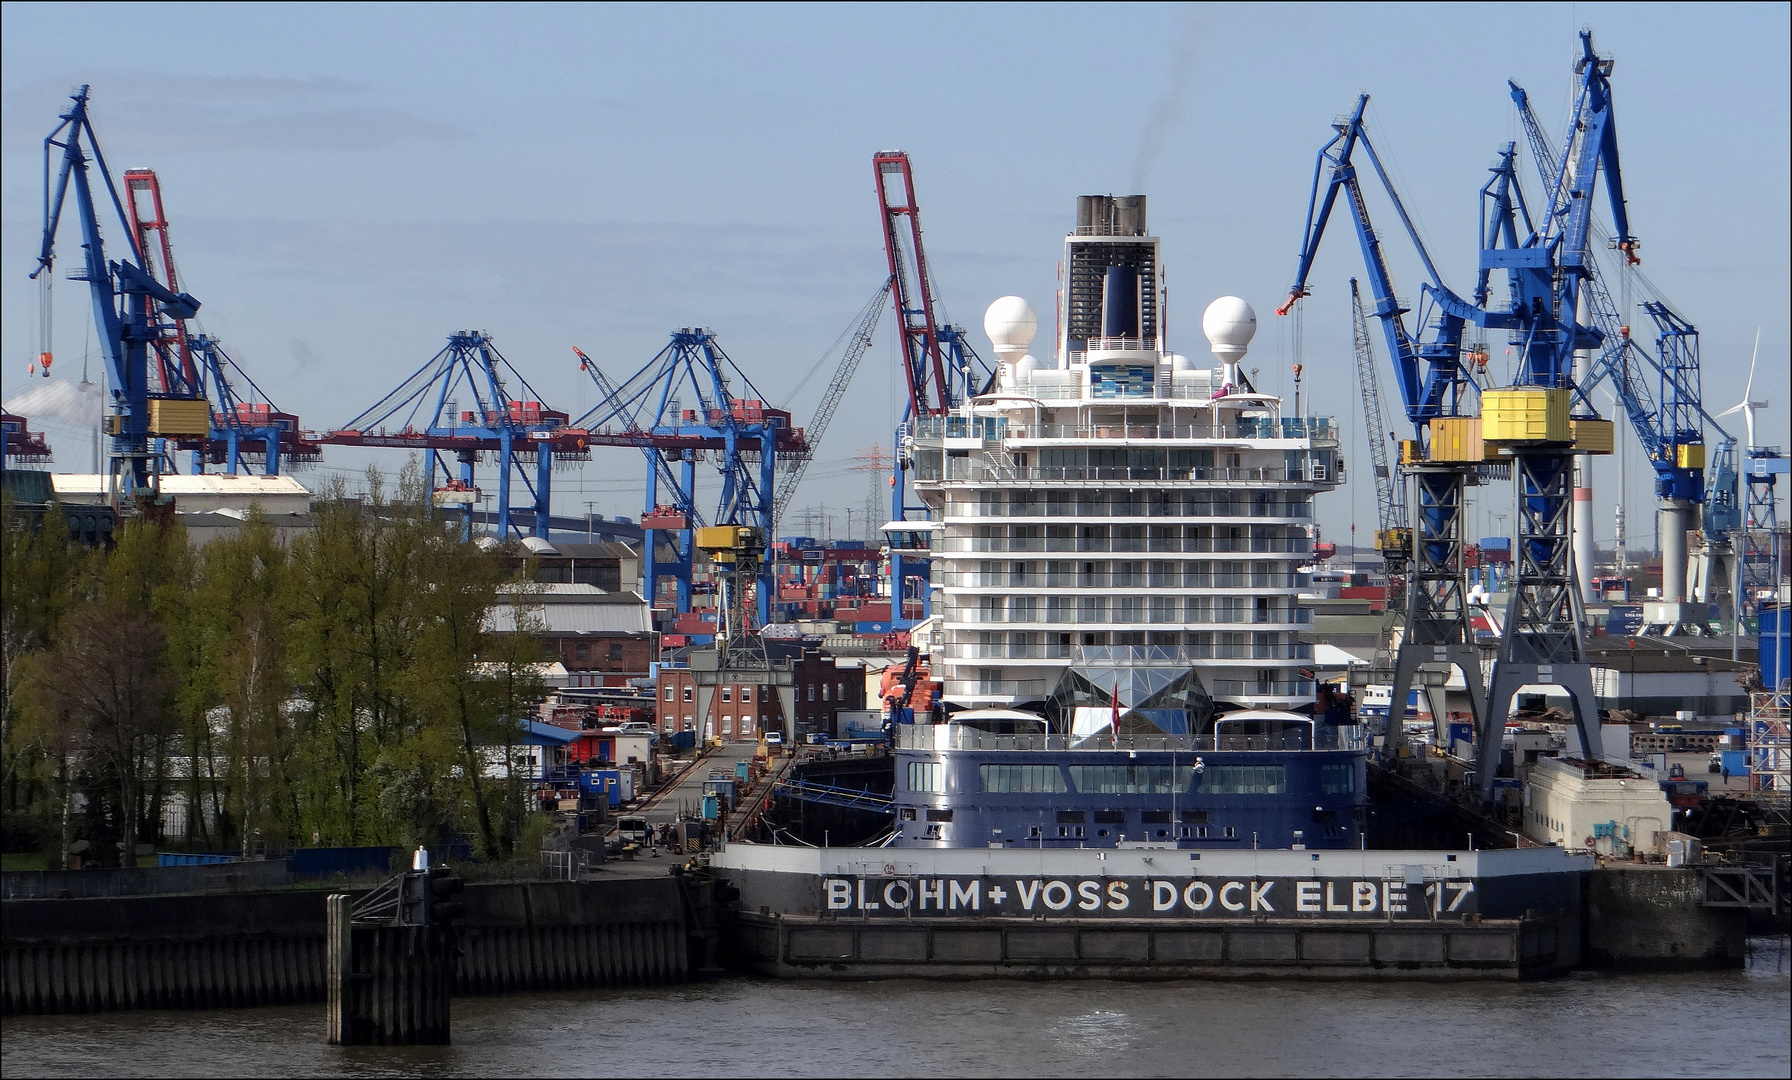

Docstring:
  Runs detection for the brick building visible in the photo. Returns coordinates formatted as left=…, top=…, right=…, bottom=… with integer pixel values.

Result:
left=654, top=647, right=867, bottom=742
left=488, top=584, right=656, bottom=687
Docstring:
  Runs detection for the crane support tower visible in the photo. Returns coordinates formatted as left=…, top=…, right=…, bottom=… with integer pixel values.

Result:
left=32, top=86, right=203, bottom=500
left=1278, top=96, right=1494, bottom=764
left=323, top=332, right=577, bottom=540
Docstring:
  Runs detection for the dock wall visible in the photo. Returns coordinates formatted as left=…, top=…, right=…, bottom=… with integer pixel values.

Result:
left=2, top=877, right=689, bottom=1015
left=730, top=911, right=1578, bottom=980
left=1584, top=866, right=1747, bottom=970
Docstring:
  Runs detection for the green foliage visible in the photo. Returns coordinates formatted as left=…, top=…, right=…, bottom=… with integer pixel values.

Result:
left=0, top=465, right=550, bottom=867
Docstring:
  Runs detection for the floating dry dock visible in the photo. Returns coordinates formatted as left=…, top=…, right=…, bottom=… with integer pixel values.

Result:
left=716, top=844, right=1602, bottom=979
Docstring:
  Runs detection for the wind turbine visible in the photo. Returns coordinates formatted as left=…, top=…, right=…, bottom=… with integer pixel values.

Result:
left=1719, top=329, right=1768, bottom=450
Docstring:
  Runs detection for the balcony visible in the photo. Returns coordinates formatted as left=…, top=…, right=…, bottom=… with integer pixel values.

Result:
left=894, top=727, right=1315, bottom=753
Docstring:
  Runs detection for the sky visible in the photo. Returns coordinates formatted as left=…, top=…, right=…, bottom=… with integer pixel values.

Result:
left=3, top=2, right=1787, bottom=551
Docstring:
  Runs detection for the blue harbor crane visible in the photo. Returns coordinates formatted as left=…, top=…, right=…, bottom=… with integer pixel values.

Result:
left=1281, top=32, right=1655, bottom=794
left=1276, top=95, right=1499, bottom=763
left=572, top=329, right=807, bottom=631
left=1462, top=32, right=1632, bottom=796
left=31, top=86, right=204, bottom=499
left=321, top=331, right=579, bottom=540
left=1508, top=82, right=1744, bottom=631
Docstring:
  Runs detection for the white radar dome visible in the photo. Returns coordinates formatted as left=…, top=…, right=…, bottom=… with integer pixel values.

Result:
left=1166, top=352, right=1195, bottom=371
left=1202, top=296, right=1257, bottom=362
left=1014, top=354, right=1040, bottom=383
left=984, top=296, right=1038, bottom=361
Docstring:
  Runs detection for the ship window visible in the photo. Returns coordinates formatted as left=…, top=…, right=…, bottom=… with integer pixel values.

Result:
left=926, top=809, right=954, bottom=822
left=1140, top=810, right=1171, bottom=824
left=1067, top=764, right=1188, bottom=794
left=1322, top=763, right=1356, bottom=794
left=899, top=807, right=917, bottom=821
left=1311, top=809, right=1337, bottom=824
left=1056, top=810, right=1086, bottom=824
left=906, top=761, right=945, bottom=794
left=1179, top=810, right=1209, bottom=824
left=1223, top=826, right=1237, bottom=838
left=1093, top=810, right=1125, bottom=824
left=979, top=765, right=1067, bottom=794
left=1199, top=766, right=1288, bottom=795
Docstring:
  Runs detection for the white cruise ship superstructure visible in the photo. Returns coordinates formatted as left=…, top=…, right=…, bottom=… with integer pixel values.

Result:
left=904, top=194, right=1343, bottom=738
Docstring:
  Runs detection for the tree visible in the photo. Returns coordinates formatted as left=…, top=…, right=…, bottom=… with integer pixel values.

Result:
left=28, top=604, right=175, bottom=867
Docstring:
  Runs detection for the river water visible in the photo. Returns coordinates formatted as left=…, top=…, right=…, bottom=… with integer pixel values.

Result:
left=5, top=943, right=1789, bottom=1078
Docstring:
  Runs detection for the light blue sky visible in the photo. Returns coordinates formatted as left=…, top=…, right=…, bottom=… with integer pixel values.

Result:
left=3, top=2, right=1786, bottom=548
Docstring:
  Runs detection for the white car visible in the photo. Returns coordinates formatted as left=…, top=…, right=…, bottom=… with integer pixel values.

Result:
left=764, top=731, right=784, bottom=747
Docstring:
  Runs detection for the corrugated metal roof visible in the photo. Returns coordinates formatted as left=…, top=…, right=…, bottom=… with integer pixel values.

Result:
left=51, top=473, right=310, bottom=497
left=486, top=599, right=651, bottom=636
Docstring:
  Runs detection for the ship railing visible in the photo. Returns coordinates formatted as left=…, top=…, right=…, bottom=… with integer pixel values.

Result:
left=948, top=679, right=1048, bottom=698
left=941, top=531, right=1313, bottom=554
left=1085, top=336, right=1154, bottom=353
left=938, top=640, right=1315, bottom=661
left=947, top=504, right=1313, bottom=523
left=894, top=728, right=1317, bottom=752
left=1234, top=417, right=1338, bottom=442
left=940, top=571, right=1311, bottom=589
left=912, top=415, right=1010, bottom=441
left=937, top=571, right=1313, bottom=588
left=939, top=610, right=1310, bottom=630
left=1208, top=679, right=1316, bottom=697
left=917, top=459, right=1328, bottom=490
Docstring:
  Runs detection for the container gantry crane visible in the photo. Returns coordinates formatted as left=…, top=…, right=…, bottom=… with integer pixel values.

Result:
left=877, top=151, right=990, bottom=627
left=321, top=331, right=579, bottom=539
left=32, top=86, right=204, bottom=499
left=1277, top=95, right=1497, bottom=762
left=571, top=329, right=807, bottom=630
left=121, top=168, right=322, bottom=477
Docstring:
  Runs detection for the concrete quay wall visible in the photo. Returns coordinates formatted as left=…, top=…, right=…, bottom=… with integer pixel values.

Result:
left=2, top=877, right=689, bottom=1015
left=730, top=911, right=1579, bottom=980
left=1584, top=866, right=1747, bottom=970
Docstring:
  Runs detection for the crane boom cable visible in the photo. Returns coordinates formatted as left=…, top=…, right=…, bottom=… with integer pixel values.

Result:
left=772, top=280, right=892, bottom=531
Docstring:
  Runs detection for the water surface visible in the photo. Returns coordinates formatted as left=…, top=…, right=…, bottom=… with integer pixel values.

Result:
left=5, top=943, right=1788, bottom=1078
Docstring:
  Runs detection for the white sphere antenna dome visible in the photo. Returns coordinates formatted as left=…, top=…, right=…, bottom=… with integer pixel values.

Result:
left=1014, top=354, right=1040, bottom=383
left=1202, top=296, right=1257, bottom=362
left=984, top=296, right=1038, bottom=361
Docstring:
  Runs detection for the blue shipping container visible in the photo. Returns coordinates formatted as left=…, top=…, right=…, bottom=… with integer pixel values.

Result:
left=1606, top=606, right=1644, bottom=636
left=855, top=621, right=893, bottom=634
left=1761, top=607, right=1790, bottom=690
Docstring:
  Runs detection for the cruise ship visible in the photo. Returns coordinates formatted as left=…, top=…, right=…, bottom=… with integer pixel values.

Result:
left=889, top=194, right=1366, bottom=850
